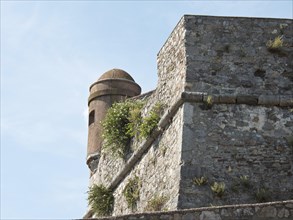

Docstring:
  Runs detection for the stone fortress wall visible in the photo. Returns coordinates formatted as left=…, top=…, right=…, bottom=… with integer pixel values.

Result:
left=178, top=15, right=293, bottom=209
left=87, top=201, right=293, bottom=220
left=85, top=15, right=293, bottom=219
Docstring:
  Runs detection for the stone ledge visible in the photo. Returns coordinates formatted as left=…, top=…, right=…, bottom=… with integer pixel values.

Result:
left=258, top=95, right=280, bottom=106
left=280, top=96, right=293, bottom=106
left=83, top=200, right=293, bottom=220
left=218, top=94, right=237, bottom=104
left=236, top=95, right=258, bottom=105
left=182, top=92, right=293, bottom=107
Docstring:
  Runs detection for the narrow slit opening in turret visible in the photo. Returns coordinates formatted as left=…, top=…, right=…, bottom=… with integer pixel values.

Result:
left=89, top=110, right=95, bottom=126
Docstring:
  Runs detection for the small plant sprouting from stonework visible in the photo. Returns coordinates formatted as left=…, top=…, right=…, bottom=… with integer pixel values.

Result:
left=239, top=175, right=250, bottom=188
left=266, top=35, right=283, bottom=50
left=280, top=23, right=288, bottom=30
left=255, top=187, right=271, bottom=203
left=126, top=101, right=144, bottom=139
left=231, top=175, right=251, bottom=193
left=193, top=176, right=208, bottom=186
left=211, top=182, right=225, bottom=197
left=139, top=103, right=163, bottom=139
left=149, top=156, right=157, bottom=166
left=87, top=184, right=114, bottom=216
left=145, top=195, right=168, bottom=212
left=160, top=145, right=168, bottom=156
left=201, top=95, right=213, bottom=110
left=123, top=176, right=141, bottom=211
left=206, top=95, right=213, bottom=105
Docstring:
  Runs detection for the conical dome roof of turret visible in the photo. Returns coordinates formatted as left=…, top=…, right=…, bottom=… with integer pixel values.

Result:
left=98, top=69, right=135, bottom=81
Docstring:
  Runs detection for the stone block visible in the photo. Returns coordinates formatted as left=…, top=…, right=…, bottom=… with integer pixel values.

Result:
left=150, top=216, right=161, bottom=220
left=280, top=96, right=293, bottom=106
left=128, top=217, right=140, bottom=220
left=182, top=213, right=197, bottom=220
left=258, top=95, right=279, bottom=106
left=182, top=92, right=204, bottom=102
left=183, top=103, right=194, bottom=125
left=200, top=211, right=221, bottom=220
left=278, top=208, right=290, bottom=218
left=219, top=95, right=236, bottom=104
left=220, top=209, right=230, bottom=217
left=285, top=203, right=293, bottom=208
left=160, top=214, right=172, bottom=220
left=173, top=213, right=182, bottom=220
left=236, top=95, right=258, bottom=105
left=258, top=206, right=277, bottom=217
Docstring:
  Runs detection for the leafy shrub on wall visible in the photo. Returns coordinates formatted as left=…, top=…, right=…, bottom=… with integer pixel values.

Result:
left=102, top=100, right=162, bottom=158
left=126, top=101, right=144, bottom=139
left=88, top=184, right=114, bottom=217
left=123, top=175, right=141, bottom=211
left=266, top=35, right=283, bottom=50
left=255, top=187, right=271, bottom=202
left=144, top=195, right=168, bottom=212
left=139, top=103, right=163, bottom=139
left=102, top=100, right=143, bottom=158
left=211, top=182, right=225, bottom=197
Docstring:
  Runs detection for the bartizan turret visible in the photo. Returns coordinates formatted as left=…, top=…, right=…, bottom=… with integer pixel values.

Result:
left=86, top=69, right=141, bottom=172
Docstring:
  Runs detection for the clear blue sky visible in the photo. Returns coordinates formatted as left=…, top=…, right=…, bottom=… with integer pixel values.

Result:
left=1, top=1, right=292, bottom=219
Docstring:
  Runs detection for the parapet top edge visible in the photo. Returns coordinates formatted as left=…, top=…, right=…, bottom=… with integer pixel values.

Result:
left=157, top=14, right=292, bottom=58
left=183, top=14, right=293, bottom=20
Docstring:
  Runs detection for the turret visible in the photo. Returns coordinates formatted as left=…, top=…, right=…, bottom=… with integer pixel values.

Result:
left=86, top=69, right=141, bottom=172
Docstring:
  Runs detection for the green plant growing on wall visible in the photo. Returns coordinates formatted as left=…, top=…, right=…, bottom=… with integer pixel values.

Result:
left=160, top=145, right=168, bottom=156
left=102, top=100, right=143, bottom=158
left=193, top=176, right=208, bottom=186
left=87, top=184, right=114, bottom=216
left=139, top=103, right=162, bottom=139
left=239, top=175, right=251, bottom=189
left=200, top=95, right=213, bottom=110
left=102, top=100, right=163, bottom=158
left=126, top=101, right=144, bottom=138
left=123, top=176, right=141, bottom=211
left=280, top=23, right=288, bottom=30
left=231, top=175, right=251, bottom=193
left=255, top=187, right=271, bottom=203
left=266, top=35, right=283, bottom=50
left=144, top=195, right=168, bottom=212
left=206, top=95, right=213, bottom=106
left=211, top=182, right=225, bottom=197
left=102, top=101, right=133, bottom=158
left=149, top=156, right=157, bottom=166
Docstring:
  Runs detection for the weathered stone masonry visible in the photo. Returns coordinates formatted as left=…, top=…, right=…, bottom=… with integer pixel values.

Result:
left=85, top=15, right=293, bottom=219
left=85, top=201, right=293, bottom=220
left=179, top=15, right=293, bottom=209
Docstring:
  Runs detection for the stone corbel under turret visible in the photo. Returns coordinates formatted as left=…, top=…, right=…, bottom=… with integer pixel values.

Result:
left=86, top=152, right=100, bottom=173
